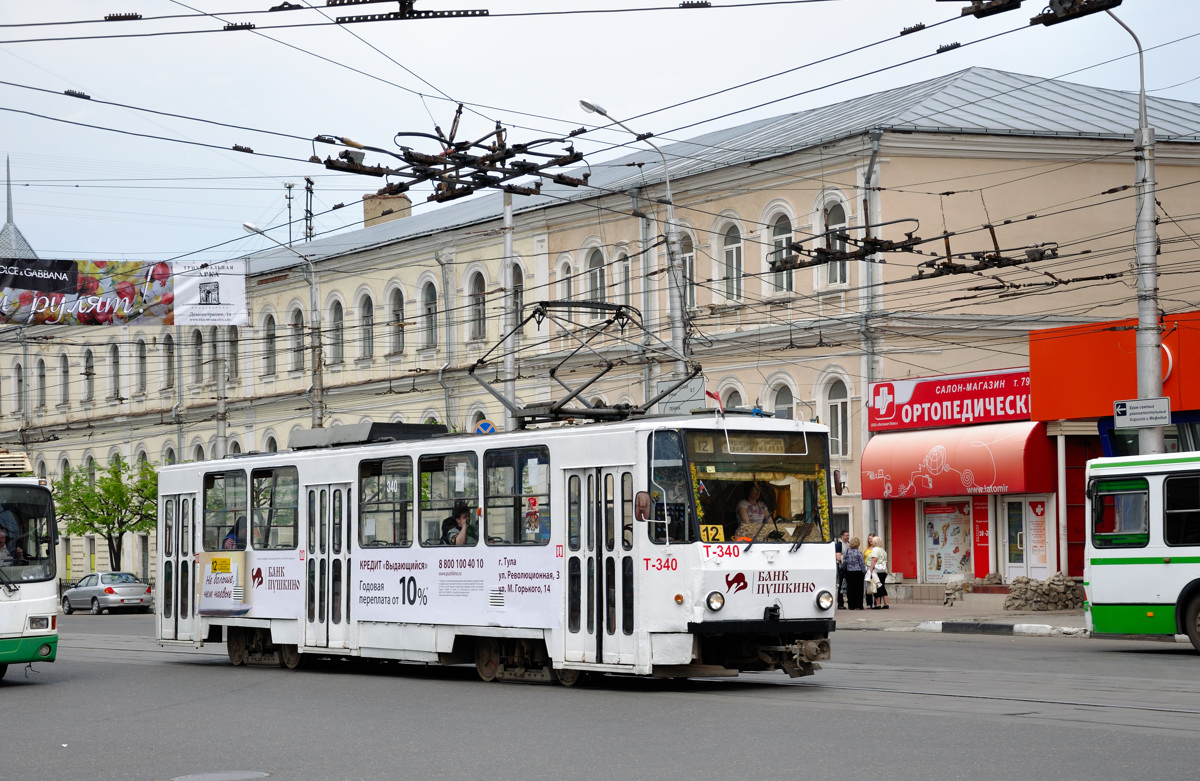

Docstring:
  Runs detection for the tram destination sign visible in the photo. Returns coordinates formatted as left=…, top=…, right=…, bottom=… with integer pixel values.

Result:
left=1113, top=397, right=1171, bottom=429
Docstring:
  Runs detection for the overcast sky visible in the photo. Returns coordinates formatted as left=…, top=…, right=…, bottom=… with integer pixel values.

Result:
left=1, top=0, right=1196, bottom=263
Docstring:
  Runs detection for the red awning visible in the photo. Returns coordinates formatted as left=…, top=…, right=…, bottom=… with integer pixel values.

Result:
left=860, top=421, right=1056, bottom=500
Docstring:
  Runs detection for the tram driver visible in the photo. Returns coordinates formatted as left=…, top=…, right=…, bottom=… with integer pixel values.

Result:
left=442, top=502, right=477, bottom=546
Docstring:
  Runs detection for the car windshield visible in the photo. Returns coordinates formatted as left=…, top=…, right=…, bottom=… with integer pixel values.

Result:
left=101, top=573, right=140, bottom=584
left=684, top=429, right=830, bottom=544
left=0, top=484, right=57, bottom=583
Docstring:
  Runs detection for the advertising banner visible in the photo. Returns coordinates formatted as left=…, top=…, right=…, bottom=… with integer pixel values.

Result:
left=0, top=257, right=246, bottom=326
left=971, top=495, right=990, bottom=579
left=921, top=501, right=973, bottom=582
left=868, top=368, right=1031, bottom=432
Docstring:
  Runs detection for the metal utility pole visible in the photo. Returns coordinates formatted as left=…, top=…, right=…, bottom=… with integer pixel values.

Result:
left=243, top=222, right=323, bottom=428
left=580, top=100, right=687, bottom=379
left=1109, top=10, right=1164, bottom=455
left=215, top=331, right=227, bottom=458
left=284, top=182, right=295, bottom=247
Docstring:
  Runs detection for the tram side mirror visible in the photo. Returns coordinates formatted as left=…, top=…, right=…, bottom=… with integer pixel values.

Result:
left=635, top=491, right=651, bottom=522
left=832, top=469, right=846, bottom=496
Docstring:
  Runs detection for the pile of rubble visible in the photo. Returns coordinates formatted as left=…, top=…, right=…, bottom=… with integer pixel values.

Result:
left=942, top=572, right=1005, bottom=604
left=1005, top=572, right=1086, bottom=611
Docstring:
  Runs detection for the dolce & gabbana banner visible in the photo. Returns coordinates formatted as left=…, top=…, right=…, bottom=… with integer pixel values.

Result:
left=0, top=257, right=247, bottom=326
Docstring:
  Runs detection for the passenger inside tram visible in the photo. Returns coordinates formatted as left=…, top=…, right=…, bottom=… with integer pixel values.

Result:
left=441, top=502, right=477, bottom=546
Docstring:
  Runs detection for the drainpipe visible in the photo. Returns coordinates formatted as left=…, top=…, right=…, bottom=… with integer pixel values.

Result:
left=502, top=193, right=516, bottom=431
left=861, top=129, right=883, bottom=535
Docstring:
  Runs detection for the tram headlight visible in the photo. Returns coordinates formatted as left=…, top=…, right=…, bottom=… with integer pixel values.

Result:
left=28, top=616, right=50, bottom=630
left=816, top=590, right=834, bottom=611
left=706, top=591, right=725, bottom=612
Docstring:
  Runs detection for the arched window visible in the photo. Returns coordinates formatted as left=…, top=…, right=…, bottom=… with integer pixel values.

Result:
left=770, top=214, right=793, bottom=293
left=422, top=283, right=438, bottom=348
left=389, top=289, right=405, bottom=354
left=163, top=447, right=176, bottom=466
left=35, top=359, right=46, bottom=409
left=37, top=460, right=47, bottom=481
left=191, top=329, right=204, bottom=384
left=162, top=334, right=175, bottom=390
left=264, top=315, right=277, bottom=376
left=828, top=379, right=850, bottom=457
left=511, top=266, right=525, bottom=335
left=724, top=389, right=742, bottom=410
left=58, top=354, right=70, bottom=405
left=206, top=327, right=219, bottom=381
left=360, top=294, right=375, bottom=359
left=265, top=436, right=278, bottom=453
left=329, top=301, right=344, bottom=364
left=587, top=249, right=606, bottom=315
left=723, top=225, right=743, bottom=301
left=13, top=363, right=23, bottom=412
left=559, top=262, right=573, bottom=323
left=291, top=309, right=306, bottom=371
left=824, top=202, right=848, bottom=286
left=85, top=455, right=97, bottom=485
left=774, top=384, right=794, bottom=420
left=83, top=350, right=95, bottom=401
left=468, top=273, right=486, bottom=340
left=135, top=340, right=147, bottom=394
left=680, top=234, right=696, bottom=309
left=617, top=253, right=631, bottom=307
left=108, top=344, right=121, bottom=399
left=230, top=440, right=242, bottom=455
left=471, top=410, right=486, bottom=430
left=227, top=327, right=239, bottom=380
left=193, top=444, right=205, bottom=462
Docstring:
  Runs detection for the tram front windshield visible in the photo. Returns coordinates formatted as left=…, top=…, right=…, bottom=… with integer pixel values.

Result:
left=0, top=485, right=56, bottom=582
left=649, top=429, right=830, bottom=544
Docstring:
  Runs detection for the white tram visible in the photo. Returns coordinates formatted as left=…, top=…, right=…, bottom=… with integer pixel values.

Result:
left=156, top=414, right=836, bottom=682
left=0, top=451, right=59, bottom=680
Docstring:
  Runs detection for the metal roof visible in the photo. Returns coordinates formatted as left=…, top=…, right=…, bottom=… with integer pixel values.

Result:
left=247, top=66, right=1200, bottom=273
left=1, top=157, right=38, bottom=261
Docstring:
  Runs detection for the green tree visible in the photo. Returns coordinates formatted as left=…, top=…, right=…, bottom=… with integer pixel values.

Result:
left=54, top=457, right=157, bottom=571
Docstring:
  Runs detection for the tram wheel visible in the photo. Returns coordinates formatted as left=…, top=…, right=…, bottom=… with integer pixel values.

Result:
left=553, top=668, right=587, bottom=687
left=279, top=644, right=303, bottom=670
left=475, top=638, right=501, bottom=682
left=227, top=627, right=248, bottom=666
left=1185, top=597, right=1200, bottom=653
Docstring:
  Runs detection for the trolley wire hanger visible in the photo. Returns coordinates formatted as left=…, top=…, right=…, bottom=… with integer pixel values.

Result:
left=468, top=300, right=701, bottom=429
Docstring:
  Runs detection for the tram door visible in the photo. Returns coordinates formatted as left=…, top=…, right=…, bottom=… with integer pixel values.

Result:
left=158, top=493, right=197, bottom=642
left=303, top=483, right=353, bottom=650
left=562, top=468, right=637, bottom=666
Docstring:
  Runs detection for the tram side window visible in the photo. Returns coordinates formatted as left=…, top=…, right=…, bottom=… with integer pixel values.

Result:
left=1091, top=478, right=1149, bottom=549
left=250, top=467, right=298, bottom=549
left=484, top=446, right=550, bottom=546
left=1164, top=474, right=1200, bottom=546
left=359, top=457, right=414, bottom=547
left=419, top=452, right=479, bottom=546
left=203, top=470, right=248, bottom=551
left=647, top=430, right=695, bottom=544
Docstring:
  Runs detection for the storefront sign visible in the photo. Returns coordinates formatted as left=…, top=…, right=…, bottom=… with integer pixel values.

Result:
left=971, top=496, right=990, bottom=579
left=868, top=369, right=1031, bottom=432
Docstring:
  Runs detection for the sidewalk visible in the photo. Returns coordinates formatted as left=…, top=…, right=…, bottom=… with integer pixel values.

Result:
left=834, top=600, right=1089, bottom=637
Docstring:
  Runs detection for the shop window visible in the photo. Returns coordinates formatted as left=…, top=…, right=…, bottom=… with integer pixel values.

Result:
left=1091, top=477, right=1149, bottom=548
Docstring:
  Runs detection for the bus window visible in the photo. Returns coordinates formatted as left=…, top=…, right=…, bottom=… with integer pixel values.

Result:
left=647, top=430, right=695, bottom=543
left=1091, top=478, right=1149, bottom=548
left=251, top=467, right=298, bottom=549
left=203, top=471, right=247, bottom=551
left=419, top=452, right=479, bottom=546
left=484, top=447, right=550, bottom=546
left=359, top=458, right=413, bottom=547
left=1165, top=474, right=1200, bottom=546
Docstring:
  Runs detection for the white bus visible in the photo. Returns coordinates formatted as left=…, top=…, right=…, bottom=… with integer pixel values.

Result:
left=156, top=414, right=837, bottom=682
left=1085, top=452, right=1200, bottom=650
left=0, top=451, right=59, bottom=680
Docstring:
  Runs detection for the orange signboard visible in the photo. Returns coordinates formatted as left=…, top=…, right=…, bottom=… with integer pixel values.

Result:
left=1028, top=311, right=1200, bottom=421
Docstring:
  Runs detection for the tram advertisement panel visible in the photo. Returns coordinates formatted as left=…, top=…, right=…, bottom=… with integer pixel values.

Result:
left=353, top=549, right=562, bottom=628
left=197, top=551, right=303, bottom=618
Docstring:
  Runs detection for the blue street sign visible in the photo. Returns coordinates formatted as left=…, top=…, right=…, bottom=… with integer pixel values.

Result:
left=475, top=419, right=496, bottom=434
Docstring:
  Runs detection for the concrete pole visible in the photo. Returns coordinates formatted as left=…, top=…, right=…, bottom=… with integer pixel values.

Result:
left=1110, top=11, right=1164, bottom=455
left=307, top=260, right=324, bottom=429
left=502, top=192, right=516, bottom=431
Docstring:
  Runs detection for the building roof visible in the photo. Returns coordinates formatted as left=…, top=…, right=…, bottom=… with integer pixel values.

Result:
left=247, top=66, right=1200, bottom=273
left=0, top=157, right=38, bottom=261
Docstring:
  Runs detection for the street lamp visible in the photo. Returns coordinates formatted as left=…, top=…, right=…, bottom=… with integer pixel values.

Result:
left=1107, top=10, right=1164, bottom=456
left=243, top=221, right=324, bottom=429
left=580, top=100, right=688, bottom=379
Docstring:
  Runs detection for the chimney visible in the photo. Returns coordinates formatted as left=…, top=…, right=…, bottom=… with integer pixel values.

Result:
left=363, top=193, right=412, bottom=227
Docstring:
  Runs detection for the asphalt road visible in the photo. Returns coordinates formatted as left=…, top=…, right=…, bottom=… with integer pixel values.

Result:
left=3, top=614, right=1198, bottom=781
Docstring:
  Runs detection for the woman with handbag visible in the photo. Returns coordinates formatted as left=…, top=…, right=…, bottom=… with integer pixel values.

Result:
left=868, top=536, right=889, bottom=609
left=842, top=537, right=867, bottom=610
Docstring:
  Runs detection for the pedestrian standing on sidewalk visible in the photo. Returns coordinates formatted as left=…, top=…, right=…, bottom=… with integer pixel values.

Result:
left=868, top=536, right=890, bottom=609
left=864, top=534, right=877, bottom=608
left=843, top=537, right=867, bottom=610
left=834, top=530, right=849, bottom=609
